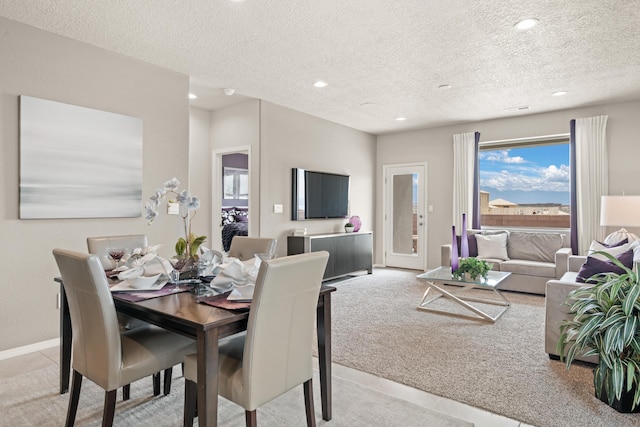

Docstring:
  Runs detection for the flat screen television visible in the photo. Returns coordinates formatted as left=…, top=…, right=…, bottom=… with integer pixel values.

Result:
left=291, top=168, right=350, bottom=220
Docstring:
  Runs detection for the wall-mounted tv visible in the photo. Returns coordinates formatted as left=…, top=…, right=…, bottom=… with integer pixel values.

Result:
left=291, top=168, right=350, bottom=220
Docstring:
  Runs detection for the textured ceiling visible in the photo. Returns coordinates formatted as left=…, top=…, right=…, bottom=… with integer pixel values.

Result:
left=2, top=0, right=640, bottom=135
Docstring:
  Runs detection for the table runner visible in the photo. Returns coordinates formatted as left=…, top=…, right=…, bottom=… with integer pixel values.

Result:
left=112, top=284, right=190, bottom=302
left=198, top=291, right=251, bottom=311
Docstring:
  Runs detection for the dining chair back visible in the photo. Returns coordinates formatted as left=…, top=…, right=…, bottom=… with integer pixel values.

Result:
left=228, top=236, right=277, bottom=261
left=87, top=234, right=148, bottom=270
left=53, top=249, right=196, bottom=427
left=183, top=250, right=329, bottom=426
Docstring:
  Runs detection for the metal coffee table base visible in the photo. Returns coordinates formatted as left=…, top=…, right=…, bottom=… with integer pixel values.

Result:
left=417, top=282, right=511, bottom=323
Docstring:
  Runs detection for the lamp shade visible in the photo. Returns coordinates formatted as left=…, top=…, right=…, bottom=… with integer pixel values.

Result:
left=600, top=196, right=640, bottom=227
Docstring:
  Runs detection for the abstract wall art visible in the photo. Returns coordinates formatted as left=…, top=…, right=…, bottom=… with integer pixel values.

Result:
left=19, top=95, right=143, bottom=219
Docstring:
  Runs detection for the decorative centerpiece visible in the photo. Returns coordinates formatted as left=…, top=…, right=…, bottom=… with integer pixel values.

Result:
left=144, top=178, right=207, bottom=263
left=558, top=251, right=640, bottom=413
left=452, top=257, right=492, bottom=281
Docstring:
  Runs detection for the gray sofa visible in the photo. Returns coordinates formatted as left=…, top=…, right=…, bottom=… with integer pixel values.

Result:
left=441, top=229, right=572, bottom=295
left=544, top=255, right=598, bottom=364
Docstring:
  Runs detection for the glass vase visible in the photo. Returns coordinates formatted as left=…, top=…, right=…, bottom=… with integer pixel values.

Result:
left=461, top=213, right=469, bottom=258
left=451, top=225, right=459, bottom=272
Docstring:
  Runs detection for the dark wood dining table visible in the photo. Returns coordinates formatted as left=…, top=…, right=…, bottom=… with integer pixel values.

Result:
left=55, top=279, right=336, bottom=427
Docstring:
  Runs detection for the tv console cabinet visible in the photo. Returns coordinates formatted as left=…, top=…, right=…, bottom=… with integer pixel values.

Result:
left=287, top=231, right=373, bottom=280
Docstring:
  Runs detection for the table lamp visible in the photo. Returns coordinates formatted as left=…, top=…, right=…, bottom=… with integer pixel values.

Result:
left=600, top=195, right=640, bottom=244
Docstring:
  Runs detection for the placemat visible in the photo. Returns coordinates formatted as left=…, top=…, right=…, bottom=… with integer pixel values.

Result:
left=112, top=284, right=190, bottom=302
left=198, top=291, right=251, bottom=311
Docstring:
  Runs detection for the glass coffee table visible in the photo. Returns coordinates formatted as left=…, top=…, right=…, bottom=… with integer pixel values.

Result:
left=416, top=266, right=511, bottom=322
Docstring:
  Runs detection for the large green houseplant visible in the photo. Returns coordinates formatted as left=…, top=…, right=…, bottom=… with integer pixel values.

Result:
left=557, top=251, right=640, bottom=413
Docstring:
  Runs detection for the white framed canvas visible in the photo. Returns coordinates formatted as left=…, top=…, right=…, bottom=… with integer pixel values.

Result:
left=19, top=96, right=143, bottom=219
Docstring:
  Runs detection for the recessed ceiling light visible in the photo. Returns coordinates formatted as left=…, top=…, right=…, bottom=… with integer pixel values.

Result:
left=188, top=93, right=197, bottom=99
left=514, top=18, right=539, bottom=30
left=313, top=81, right=328, bottom=88
left=223, top=88, right=235, bottom=96
left=229, top=0, right=247, bottom=3
left=438, top=84, right=452, bottom=90
left=552, top=91, right=568, bottom=97
left=504, top=106, right=531, bottom=112
left=396, top=117, right=407, bottom=121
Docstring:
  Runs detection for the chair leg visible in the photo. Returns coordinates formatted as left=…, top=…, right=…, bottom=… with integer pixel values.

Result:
left=65, top=370, right=83, bottom=427
left=303, top=379, right=316, bottom=427
left=245, top=410, right=257, bottom=427
left=152, top=372, right=161, bottom=396
left=163, top=367, right=173, bottom=395
left=122, top=384, right=130, bottom=401
left=184, top=379, right=197, bottom=427
left=102, top=389, right=117, bottom=427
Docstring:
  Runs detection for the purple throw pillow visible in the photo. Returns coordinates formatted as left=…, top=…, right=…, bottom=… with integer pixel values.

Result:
left=576, top=249, right=634, bottom=283
left=456, top=234, right=478, bottom=257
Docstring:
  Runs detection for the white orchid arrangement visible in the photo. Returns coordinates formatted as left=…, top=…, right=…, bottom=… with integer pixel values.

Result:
left=144, top=178, right=206, bottom=259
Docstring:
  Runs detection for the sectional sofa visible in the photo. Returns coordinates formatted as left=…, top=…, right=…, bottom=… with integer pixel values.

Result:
left=441, top=229, right=572, bottom=295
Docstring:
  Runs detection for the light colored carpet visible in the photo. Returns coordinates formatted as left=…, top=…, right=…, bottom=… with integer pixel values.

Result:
left=0, top=362, right=470, bottom=426
left=329, top=268, right=640, bottom=427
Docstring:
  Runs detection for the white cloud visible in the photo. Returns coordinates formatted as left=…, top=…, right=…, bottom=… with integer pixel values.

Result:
left=481, top=164, right=570, bottom=192
left=479, top=150, right=525, bottom=164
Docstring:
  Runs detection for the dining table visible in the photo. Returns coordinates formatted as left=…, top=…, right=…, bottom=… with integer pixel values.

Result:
left=54, top=278, right=336, bottom=427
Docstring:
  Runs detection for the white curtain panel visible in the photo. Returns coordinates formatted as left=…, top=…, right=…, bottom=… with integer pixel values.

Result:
left=452, top=132, right=476, bottom=229
left=576, top=115, right=608, bottom=254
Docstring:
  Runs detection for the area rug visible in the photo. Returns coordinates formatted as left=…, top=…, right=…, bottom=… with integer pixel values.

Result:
left=0, top=363, right=470, bottom=426
left=329, top=268, right=640, bottom=427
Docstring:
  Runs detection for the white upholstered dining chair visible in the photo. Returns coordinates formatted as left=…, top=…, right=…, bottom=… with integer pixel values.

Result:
left=87, top=234, right=172, bottom=399
left=53, top=249, right=197, bottom=427
left=86, top=234, right=148, bottom=271
left=183, top=250, right=329, bottom=427
left=227, top=236, right=277, bottom=261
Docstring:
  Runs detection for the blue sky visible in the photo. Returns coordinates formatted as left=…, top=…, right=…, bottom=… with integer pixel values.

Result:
left=479, top=144, right=570, bottom=205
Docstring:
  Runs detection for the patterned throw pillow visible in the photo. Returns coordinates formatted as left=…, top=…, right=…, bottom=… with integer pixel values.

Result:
left=577, top=249, right=634, bottom=283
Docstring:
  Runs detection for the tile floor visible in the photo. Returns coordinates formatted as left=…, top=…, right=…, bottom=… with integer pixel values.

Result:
left=0, top=345, right=535, bottom=427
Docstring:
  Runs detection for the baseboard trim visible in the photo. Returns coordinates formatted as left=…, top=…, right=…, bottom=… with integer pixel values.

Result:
left=0, top=338, right=60, bottom=361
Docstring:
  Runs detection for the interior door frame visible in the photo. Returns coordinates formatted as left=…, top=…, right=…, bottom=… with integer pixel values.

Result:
left=212, top=145, right=252, bottom=252
left=382, top=162, right=428, bottom=270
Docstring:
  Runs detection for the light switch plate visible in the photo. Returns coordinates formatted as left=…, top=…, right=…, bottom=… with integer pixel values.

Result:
left=167, top=202, right=180, bottom=215
left=273, top=204, right=283, bottom=214
left=428, top=205, right=434, bottom=213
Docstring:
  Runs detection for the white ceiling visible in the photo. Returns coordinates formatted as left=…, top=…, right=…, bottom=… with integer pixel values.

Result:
left=2, top=0, right=639, bottom=135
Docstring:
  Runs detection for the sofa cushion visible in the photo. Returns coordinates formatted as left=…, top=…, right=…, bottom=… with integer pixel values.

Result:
left=500, top=260, right=557, bottom=278
left=507, top=232, right=564, bottom=263
left=577, top=249, right=634, bottom=283
left=476, top=233, right=509, bottom=261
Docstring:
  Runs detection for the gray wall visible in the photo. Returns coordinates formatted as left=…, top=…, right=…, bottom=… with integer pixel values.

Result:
left=207, top=100, right=377, bottom=257
left=377, top=100, right=640, bottom=270
left=0, top=17, right=190, bottom=351
left=259, top=102, right=377, bottom=257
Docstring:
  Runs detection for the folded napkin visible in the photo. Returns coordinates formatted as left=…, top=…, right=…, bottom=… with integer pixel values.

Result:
left=199, top=247, right=225, bottom=276
left=209, top=257, right=261, bottom=291
left=117, top=254, right=173, bottom=280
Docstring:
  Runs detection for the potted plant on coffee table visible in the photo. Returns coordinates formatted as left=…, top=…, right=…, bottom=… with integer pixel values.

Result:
left=557, top=252, right=640, bottom=413
left=452, top=257, right=492, bottom=281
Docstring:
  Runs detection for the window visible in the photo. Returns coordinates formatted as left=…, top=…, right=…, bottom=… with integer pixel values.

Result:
left=479, top=135, right=570, bottom=229
left=223, top=167, right=248, bottom=200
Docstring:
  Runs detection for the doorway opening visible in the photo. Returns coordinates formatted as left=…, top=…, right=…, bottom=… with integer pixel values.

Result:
left=212, top=146, right=251, bottom=252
